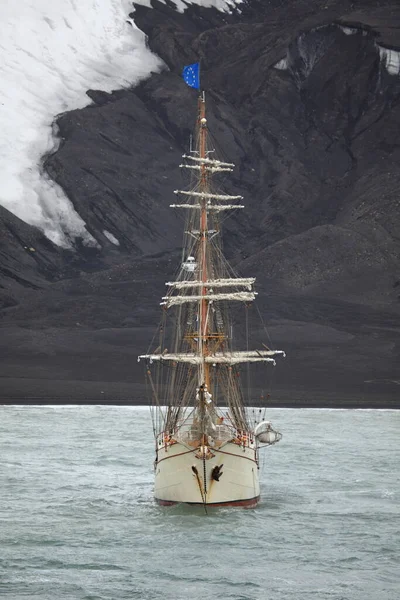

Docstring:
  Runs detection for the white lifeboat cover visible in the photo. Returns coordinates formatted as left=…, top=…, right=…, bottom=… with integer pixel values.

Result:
left=254, top=421, right=271, bottom=437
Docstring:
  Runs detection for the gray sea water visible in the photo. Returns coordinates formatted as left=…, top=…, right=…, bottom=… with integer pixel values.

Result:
left=0, top=406, right=399, bottom=600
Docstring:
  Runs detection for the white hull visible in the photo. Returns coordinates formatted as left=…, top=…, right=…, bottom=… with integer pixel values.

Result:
left=154, top=440, right=260, bottom=507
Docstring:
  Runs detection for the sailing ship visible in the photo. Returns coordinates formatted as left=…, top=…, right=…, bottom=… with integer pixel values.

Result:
left=138, top=78, right=284, bottom=508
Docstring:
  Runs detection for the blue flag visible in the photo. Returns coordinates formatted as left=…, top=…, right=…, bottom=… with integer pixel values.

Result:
left=182, top=63, right=200, bottom=90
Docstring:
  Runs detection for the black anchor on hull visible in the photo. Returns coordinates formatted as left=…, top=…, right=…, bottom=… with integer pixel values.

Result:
left=211, top=464, right=224, bottom=481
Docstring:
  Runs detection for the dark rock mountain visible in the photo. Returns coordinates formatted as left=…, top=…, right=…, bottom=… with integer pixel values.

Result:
left=1, top=0, right=400, bottom=405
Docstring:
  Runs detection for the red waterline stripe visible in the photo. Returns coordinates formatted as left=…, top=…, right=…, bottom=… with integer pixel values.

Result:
left=155, top=495, right=260, bottom=508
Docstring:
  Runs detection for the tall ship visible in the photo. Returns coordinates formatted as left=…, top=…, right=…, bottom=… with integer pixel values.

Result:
left=138, top=67, right=284, bottom=508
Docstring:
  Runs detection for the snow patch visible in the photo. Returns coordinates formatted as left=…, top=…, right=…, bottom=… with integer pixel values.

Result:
left=0, top=0, right=163, bottom=246
left=379, top=46, right=400, bottom=75
left=339, top=26, right=358, bottom=35
left=103, top=230, right=120, bottom=246
left=1, top=0, right=244, bottom=247
left=274, top=58, right=288, bottom=70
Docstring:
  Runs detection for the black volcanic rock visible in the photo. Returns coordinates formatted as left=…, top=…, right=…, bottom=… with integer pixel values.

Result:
left=45, top=88, right=185, bottom=256
left=0, top=205, right=65, bottom=301
left=1, top=0, right=400, bottom=405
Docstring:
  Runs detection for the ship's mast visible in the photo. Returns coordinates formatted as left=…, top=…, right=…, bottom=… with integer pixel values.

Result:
left=198, top=93, right=209, bottom=389
left=138, top=91, right=286, bottom=430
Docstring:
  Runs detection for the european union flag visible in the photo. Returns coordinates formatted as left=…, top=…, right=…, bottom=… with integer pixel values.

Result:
left=182, top=63, right=200, bottom=90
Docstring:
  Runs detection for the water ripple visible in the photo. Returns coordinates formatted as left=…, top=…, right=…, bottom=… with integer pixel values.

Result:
left=0, top=406, right=399, bottom=600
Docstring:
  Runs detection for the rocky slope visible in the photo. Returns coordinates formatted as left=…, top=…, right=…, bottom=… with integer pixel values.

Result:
left=1, top=0, right=400, bottom=405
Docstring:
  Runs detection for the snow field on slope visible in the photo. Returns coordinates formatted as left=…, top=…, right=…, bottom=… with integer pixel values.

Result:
left=0, top=0, right=162, bottom=246
left=133, top=0, right=241, bottom=14
left=0, top=0, right=242, bottom=247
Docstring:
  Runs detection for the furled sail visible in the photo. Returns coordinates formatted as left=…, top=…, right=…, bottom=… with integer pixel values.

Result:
left=138, top=349, right=284, bottom=365
left=161, top=291, right=257, bottom=307
left=174, top=190, right=243, bottom=201
left=165, top=278, right=256, bottom=290
left=180, top=164, right=233, bottom=173
left=181, top=154, right=235, bottom=168
left=170, top=203, right=244, bottom=211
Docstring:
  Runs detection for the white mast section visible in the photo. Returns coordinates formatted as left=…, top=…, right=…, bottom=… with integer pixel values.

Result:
left=174, top=190, right=243, bottom=201
left=166, top=278, right=256, bottom=290
left=170, top=204, right=244, bottom=211
left=161, top=291, right=257, bottom=307
left=182, top=154, right=235, bottom=168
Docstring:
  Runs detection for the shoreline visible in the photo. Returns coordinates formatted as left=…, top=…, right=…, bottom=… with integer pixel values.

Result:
left=1, top=398, right=398, bottom=410
left=1, top=377, right=398, bottom=409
